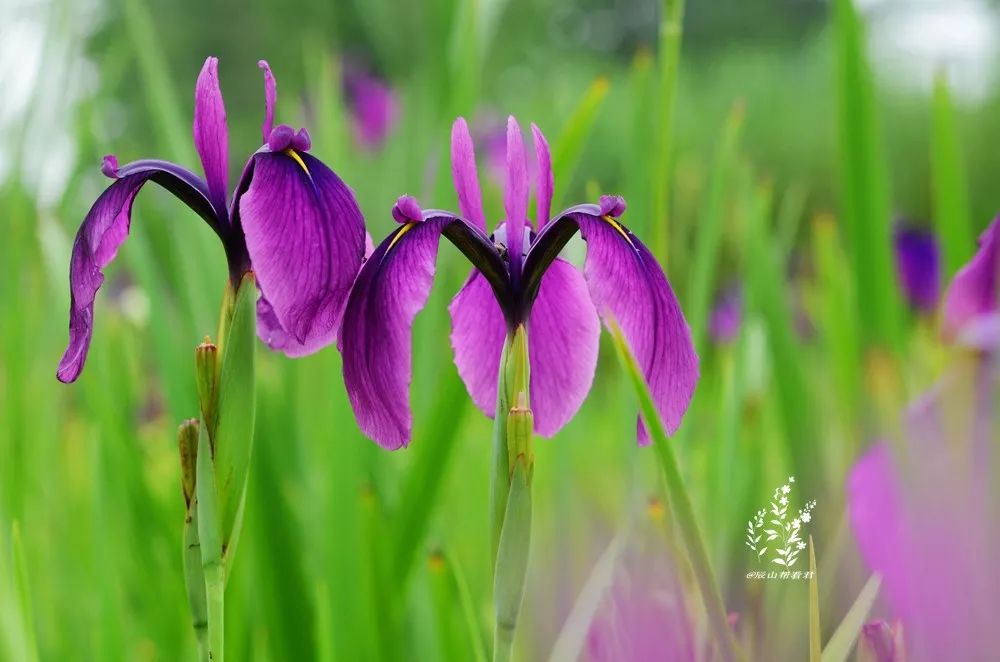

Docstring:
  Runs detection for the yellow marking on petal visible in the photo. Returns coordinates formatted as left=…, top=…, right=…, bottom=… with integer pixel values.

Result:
left=603, top=214, right=634, bottom=246
left=284, top=148, right=310, bottom=175
left=387, top=222, right=417, bottom=253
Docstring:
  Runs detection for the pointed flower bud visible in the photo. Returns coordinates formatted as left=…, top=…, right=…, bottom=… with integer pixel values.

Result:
left=195, top=340, right=219, bottom=442
left=177, top=419, right=200, bottom=509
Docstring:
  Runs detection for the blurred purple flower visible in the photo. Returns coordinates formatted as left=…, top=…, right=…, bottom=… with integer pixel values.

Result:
left=709, top=285, right=742, bottom=344
left=848, top=360, right=999, bottom=660
left=942, top=217, right=1000, bottom=350
left=858, top=620, right=906, bottom=662
left=342, top=63, right=398, bottom=150
left=340, top=116, right=699, bottom=449
left=586, top=525, right=700, bottom=661
left=57, top=57, right=366, bottom=382
left=892, top=224, right=941, bottom=313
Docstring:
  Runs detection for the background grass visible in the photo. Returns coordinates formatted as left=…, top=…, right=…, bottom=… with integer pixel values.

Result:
left=0, top=0, right=993, bottom=659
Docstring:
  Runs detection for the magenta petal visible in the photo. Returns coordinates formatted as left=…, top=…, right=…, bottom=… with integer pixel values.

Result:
left=193, top=56, right=229, bottom=216
left=942, top=217, right=999, bottom=343
left=527, top=257, right=600, bottom=436
left=258, top=60, right=277, bottom=142
left=450, top=117, right=487, bottom=231
left=340, top=218, right=456, bottom=449
left=239, top=151, right=365, bottom=356
left=575, top=214, right=698, bottom=442
left=449, top=270, right=507, bottom=418
left=57, top=175, right=145, bottom=382
left=531, top=123, right=553, bottom=228
left=504, top=116, right=529, bottom=268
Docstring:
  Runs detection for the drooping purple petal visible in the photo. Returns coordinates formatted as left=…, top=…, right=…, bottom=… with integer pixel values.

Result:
left=449, top=270, right=507, bottom=416
left=892, top=224, right=940, bottom=313
left=526, top=257, right=600, bottom=436
left=450, top=117, right=487, bottom=231
left=58, top=159, right=218, bottom=382
left=239, top=150, right=365, bottom=356
left=193, top=56, right=229, bottom=217
left=258, top=60, right=277, bottom=142
left=942, top=217, right=1000, bottom=346
left=531, top=123, right=553, bottom=228
left=504, top=116, right=529, bottom=272
left=523, top=204, right=699, bottom=442
left=341, top=209, right=505, bottom=449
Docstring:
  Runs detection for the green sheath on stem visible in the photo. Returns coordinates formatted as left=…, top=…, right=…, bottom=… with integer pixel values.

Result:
left=178, top=419, right=208, bottom=660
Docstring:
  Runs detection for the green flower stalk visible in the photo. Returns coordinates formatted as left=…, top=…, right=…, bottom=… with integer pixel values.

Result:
left=491, top=325, right=533, bottom=662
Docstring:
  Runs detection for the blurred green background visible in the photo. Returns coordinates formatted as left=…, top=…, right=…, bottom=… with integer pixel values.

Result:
left=0, top=0, right=994, bottom=659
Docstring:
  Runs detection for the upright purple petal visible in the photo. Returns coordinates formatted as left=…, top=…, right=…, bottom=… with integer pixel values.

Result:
left=449, top=270, right=507, bottom=416
left=505, top=117, right=529, bottom=271
left=341, top=217, right=457, bottom=449
left=258, top=60, right=277, bottom=142
left=942, top=217, right=1000, bottom=347
left=58, top=160, right=218, bottom=382
left=239, top=151, right=365, bottom=356
left=531, top=123, right=553, bottom=228
left=193, top=56, right=229, bottom=217
left=892, top=225, right=940, bottom=313
left=450, top=117, right=487, bottom=231
left=527, top=258, right=600, bottom=436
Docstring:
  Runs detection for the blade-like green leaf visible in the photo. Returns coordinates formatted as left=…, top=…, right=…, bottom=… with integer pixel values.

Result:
left=551, top=77, right=611, bottom=209
left=687, top=101, right=745, bottom=353
left=608, top=318, right=743, bottom=662
left=213, top=273, right=258, bottom=558
left=809, top=536, right=821, bottom=662
left=834, top=0, right=903, bottom=350
left=821, top=574, right=882, bottom=662
left=931, top=71, right=973, bottom=277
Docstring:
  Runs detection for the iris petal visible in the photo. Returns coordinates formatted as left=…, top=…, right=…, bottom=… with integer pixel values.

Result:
left=193, top=56, right=230, bottom=218
left=58, top=161, right=218, bottom=382
left=340, top=213, right=505, bottom=449
left=531, top=123, right=553, bottom=228
left=942, top=217, right=1000, bottom=348
left=450, top=117, right=487, bottom=232
left=238, top=150, right=366, bottom=356
left=523, top=205, right=699, bottom=442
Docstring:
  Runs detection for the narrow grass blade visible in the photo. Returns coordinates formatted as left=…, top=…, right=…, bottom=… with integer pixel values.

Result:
left=808, top=536, right=821, bottom=662
left=834, top=0, right=903, bottom=350
left=551, top=77, right=611, bottom=209
left=931, top=71, right=973, bottom=277
left=687, top=102, right=745, bottom=352
left=821, top=574, right=881, bottom=662
left=608, top=319, right=743, bottom=662
left=11, top=523, right=39, bottom=662
left=446, top=549, right=489, bottom=662
left=742, top=181, right=818, bottom=489
left=650, top=0, right=686, bottom=259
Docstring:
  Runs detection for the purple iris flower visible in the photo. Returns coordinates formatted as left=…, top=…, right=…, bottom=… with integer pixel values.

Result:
left=339, top=116, right=698, bottom=449
left=708, top=285, right=742, bottom=344
left=892, top=224, right=941, bottom=313
left=56, top=57, right=366, bottom=382
left=848, top=368, right=999, bottom=660
left=342, top=62, right=398, bottom=150
left=942, top=217, right=1000, bottom=350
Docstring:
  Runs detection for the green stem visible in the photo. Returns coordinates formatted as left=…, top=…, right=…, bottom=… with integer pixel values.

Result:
left=183, top=504, right=209, bottom=661
left=204, top=562, right=225, bottom=662
left=490, top=329, right=534, bottom=662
